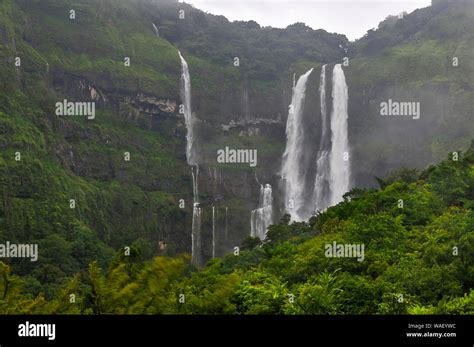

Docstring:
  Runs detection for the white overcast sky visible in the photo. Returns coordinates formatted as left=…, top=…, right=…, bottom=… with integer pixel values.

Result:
left=187, top=0, right=432, bottom=41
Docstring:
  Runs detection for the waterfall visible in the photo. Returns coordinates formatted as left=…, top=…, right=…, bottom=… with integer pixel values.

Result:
left=319, top=65, right=329, bottom=150
left=314, top=150, right=330, bottom=212
left=152, top=23, right=159, bottom=37
left=191, top=202, right=202, bottom=265
left=178, top=51, right=196, bottom=166
left=190, top=165, right=202, bottom=264
left=281, top=68, right=313, bottom=221
left=328, top=64, right=351, bottom=206
left=191, top=165, right=199, bottom=201
left=179, top=51, right=201, bottom=264
left=313, top=65, right=331, bottom=212
left=251, top=184, right=273, bottom=240
left=209, top=166, right=221, bottom=199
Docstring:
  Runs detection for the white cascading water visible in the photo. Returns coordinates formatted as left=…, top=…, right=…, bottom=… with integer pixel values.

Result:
left=313, top=65, right=331, bottom=212
left=314, top=150, right=330, bottom=211
left=178, top=51, right=196, bottom=166
left=191, top=201, right=202, bottom=264
left=328, top=64, right=351, bottom=206
left=281, top=68, right=313, bottom=221
left=152, top=23, right=159, bottom=37
left=191, top=165, right=199, bottom=199
left=251, top=184, right=273, bottom=240
left=318, top=65, right=329, bottom=150
left=191, top=166, right=202, bottom=265
left=179, top=51, right=202, bottom=264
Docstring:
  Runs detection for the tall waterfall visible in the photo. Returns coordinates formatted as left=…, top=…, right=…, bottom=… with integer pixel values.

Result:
left=280, top=64, right=351, bottom=223
left=191, top=166, right=202, bottom=264
left=328, top=64, right=350, bottom=206
left=152, top=23, right=159, bottom=37
left=179, top=51, right=196, bottom=166
left=251, top=184, right=273, bottom=240
left=313, top=65, right=331, bottom=212
left=318, top=65, right=329, bottom=150
left=179, top=51, right=201, bottom=264
left=281, top=68, right=313, bottom=221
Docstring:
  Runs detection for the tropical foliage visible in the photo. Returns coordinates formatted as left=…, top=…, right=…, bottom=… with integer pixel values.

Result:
left=1, top=143, right=472, bottom=314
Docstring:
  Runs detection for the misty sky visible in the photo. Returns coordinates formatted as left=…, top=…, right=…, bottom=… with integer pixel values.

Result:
left=188, top=0, right=432, bottom=41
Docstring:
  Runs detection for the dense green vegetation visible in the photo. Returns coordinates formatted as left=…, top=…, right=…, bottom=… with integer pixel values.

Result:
left=0, top=0, right=473, bottom=313
left=0, top=0, right=349, bottom=298
left=1, top=143, right=472, bottom=314
left=0, top=0, right=193, bottom=297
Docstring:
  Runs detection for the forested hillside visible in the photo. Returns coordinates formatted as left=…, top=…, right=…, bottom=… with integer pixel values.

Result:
left=0, top=0, right=473, bottom=308
left=1, top=142, right=473, bottom=314
left=0, top=0, right=348, bottom=296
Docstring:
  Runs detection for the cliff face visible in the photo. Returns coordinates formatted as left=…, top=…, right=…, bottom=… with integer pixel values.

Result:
left=346, top=1, right=474, bottom=187
left=1, top=0, right=473, bottom=292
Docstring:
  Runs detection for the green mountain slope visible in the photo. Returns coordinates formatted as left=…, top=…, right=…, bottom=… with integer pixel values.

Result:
left=0, top=0, right=473, bottom=303
left=0, top=0, right=190, bottom=296
left=0, top=0, right=348, bottom=296
left=2, top=141, right=473, bottom=314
